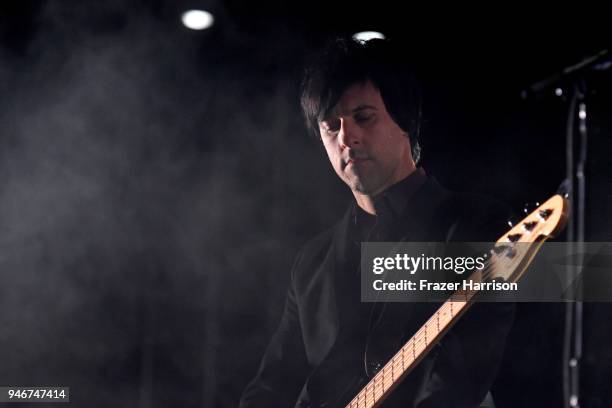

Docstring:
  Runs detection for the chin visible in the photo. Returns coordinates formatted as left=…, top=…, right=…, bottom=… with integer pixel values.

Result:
left=351, top=180, right=379, bottom=195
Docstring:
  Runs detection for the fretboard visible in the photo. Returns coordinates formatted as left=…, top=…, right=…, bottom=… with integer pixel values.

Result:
left=345, top=287, right=479, bottom=408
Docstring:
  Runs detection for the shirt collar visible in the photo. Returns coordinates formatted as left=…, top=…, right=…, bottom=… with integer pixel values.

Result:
left=354, top=167, right=428, bottom=226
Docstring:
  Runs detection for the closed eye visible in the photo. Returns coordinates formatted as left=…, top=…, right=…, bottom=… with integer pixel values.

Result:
left=354, top=113, right=375, bottom=124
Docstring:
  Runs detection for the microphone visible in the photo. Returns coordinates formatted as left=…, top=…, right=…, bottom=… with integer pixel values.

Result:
left=521, top=49, right=610, bottom=99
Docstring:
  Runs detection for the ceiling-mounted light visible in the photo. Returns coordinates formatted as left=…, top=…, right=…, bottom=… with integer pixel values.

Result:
left=352, top=31, right=386, bottom=42
left=181, top=9, right=214, bottom=30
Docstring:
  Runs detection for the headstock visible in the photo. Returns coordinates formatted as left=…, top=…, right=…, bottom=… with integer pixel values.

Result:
left=487, top=194, right=569, bottom=283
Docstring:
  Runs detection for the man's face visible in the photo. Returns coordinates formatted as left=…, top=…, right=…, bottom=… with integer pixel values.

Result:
left=318, top=80, right=415, bottom=196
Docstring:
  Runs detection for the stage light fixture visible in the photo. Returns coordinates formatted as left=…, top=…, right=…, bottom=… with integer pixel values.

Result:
left=182, top=9, right=214, bottom=30
left=352, top=31, right=385, bottom=42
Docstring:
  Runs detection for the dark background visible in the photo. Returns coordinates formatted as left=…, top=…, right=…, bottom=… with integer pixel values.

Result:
left=0, top=1, right=610, bottom=407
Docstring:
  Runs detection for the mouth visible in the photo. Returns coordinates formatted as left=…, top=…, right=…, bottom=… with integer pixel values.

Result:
left=343, top=157, right=370, bottom=169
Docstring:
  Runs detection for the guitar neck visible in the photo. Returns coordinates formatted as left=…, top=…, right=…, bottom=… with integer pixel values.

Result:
left=346, top=284, right=480, bottom=408
left=345, top=194, right=568, bottom=408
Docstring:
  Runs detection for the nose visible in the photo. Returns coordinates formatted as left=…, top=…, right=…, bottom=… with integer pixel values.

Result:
left=338, top=118, right=361, bottom=149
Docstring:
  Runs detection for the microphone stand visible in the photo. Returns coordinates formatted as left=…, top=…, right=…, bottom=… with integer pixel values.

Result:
left=523, top=49, right=609, bottom=408
left=562, top=82, right=586, bottom=408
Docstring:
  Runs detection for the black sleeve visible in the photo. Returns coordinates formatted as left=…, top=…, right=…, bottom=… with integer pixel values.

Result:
left=239, top=250, right=311, bottom=408
left=414, top=195, right=516, bottom=407
left=413, top=301, right=515, bottom=408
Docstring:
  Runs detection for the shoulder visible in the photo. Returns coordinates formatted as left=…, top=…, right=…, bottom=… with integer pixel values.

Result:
left=440, top=190, right=514, bottom=242
left=295, top=226, right=335, bottom=263
left=444, top=190, right=512, bottom=217
left=289, top=219, right=339, bottom=282
left=415, top=175, right=513, bottom=241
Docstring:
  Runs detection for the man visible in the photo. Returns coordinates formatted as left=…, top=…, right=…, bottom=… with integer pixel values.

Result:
left=240, top=37, right=515, bottom=408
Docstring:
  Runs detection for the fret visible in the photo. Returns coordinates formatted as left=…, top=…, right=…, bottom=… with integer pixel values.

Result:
left=426, top=319, right=439, bottom=343
left=375, top=373, right=381, bottom=395
left=439, top=306, right=451, bottom=326
left=401, top=343, right=409, bottom=364
left=371, top=379, right=375, bottom=402
left=393, top=355, right=403, bottom=373
left=387, top=364, right=394, bottom=379
left=384, top=375, right=394, bottom=386
left=357, top=393, right=365, bottom=408
left=414, top=332, right=426, bottom=354
left=383, top=365, right=389, bottom=381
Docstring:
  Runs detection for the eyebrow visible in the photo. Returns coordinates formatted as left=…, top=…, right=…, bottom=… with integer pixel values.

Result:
left=320, top=104, right=378, bottom=124
left=350, top=104, right=378, bottom=113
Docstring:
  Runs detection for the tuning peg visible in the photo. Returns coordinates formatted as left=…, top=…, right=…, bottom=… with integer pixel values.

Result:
left=557, top=179, right=572, bottom=199
left=507, top=214, right=522, bottom=228
left=522, top=201, right=541, bottom=215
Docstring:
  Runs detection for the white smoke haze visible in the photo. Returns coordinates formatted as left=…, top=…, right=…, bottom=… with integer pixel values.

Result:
left=0, top=1, right=337, bottom=407
left=10, top=2, right=610, bottom=408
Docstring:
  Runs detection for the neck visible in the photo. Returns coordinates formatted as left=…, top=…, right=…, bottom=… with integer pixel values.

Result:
left=353, top=165, right=416, bottom=215
left=353, top=193, right=377, bottom=215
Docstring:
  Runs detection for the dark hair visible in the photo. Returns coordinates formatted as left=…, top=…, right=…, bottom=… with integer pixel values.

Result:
left=300, top=37, right=423, bottom=162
